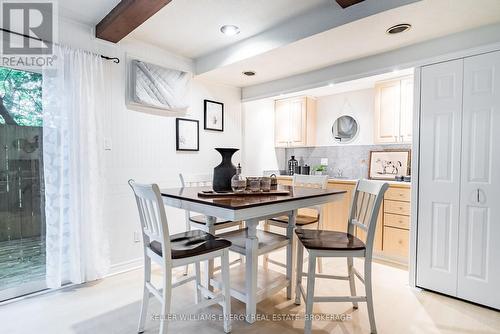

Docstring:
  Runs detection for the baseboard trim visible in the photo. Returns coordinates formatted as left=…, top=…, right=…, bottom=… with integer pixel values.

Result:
left=107, top=258, right=143, bottom=277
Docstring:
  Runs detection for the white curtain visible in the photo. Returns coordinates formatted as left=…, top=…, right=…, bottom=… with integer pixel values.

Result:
left=42, top=44, right=109, bottom=288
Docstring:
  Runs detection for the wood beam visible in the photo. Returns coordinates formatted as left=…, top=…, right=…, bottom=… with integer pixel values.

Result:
left=336, top=0, right=365, bottom=9
left=96, top=0, right=172, bottom=43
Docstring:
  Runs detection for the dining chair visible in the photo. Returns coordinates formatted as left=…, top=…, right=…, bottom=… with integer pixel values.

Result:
left=294, top=180, right=388, bottom=334
left=128, top=180, right=232, bottom=334
left=179, top=173, right=245, bottom=275
left=263, top=174, right=328, bottom=272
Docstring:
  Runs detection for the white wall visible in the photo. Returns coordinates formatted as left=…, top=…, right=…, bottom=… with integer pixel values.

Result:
left=315, top=88, right=374, bottom=146
left=242, top=88, right=376, bottom=175
left=242, top=99, right=284, bottom=176
left=58, top=18, right=242, bottom=271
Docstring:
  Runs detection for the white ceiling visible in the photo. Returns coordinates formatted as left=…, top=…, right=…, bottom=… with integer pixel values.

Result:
left=197, top=0, right=500, bottom=87
left=129, top=0, right=330, bottom=58
left=271, top=68, right=414, bottom=100
left=59, top=0, right=120, bottom=25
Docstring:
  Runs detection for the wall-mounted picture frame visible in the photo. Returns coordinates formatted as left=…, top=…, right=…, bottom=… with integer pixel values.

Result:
left=129, top=59, right=190, bottom=111
left=368, top=150, right=411, bottom=180
left=176, top=118, right=199, bottom=151
left=204, top=99, right=224, bottom=131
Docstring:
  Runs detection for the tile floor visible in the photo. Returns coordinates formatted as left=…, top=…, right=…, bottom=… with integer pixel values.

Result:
left=1, top=254, right=499, bottom=334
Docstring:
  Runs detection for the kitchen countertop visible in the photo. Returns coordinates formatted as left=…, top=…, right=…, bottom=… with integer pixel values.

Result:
left=276, top=175, right=411, bottom=187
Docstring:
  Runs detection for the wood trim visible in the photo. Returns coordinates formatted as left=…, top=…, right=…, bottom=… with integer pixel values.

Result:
left=96, top=0, right=172, bottom=43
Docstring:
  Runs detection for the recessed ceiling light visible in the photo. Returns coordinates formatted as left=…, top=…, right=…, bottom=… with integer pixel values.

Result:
left=242, top=71, right=256, bottom=76
left=220, top=25, right=240, bottom=36
left=386, top=23, right=411, bottom=35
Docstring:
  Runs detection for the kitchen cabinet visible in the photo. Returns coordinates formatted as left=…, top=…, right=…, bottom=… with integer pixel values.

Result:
left=417, top=51, right=500, bottom=310
left=277, top=177, right=410, bottom=259
left=374, top=76, right=413, bottom=144
left=381, top=185, right=411, bottom=259
left=274, top=97, right=316, bottom=147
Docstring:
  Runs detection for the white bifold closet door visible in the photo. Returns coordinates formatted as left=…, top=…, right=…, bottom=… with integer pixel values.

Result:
left=417, top=59, right=463, bottom=296
left=417, top=51, right=500, bottom=310
left=458, top=51, right=500, bottom=309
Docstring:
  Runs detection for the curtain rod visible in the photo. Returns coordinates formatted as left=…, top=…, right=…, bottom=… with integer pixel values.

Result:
left=0, top=28, right=120, bottom=64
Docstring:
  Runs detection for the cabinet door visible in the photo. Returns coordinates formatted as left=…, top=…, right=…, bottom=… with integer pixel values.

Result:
left=417, top=59, right=463, bottom=296
left=275, top=100, right=290, bottom=147
left=400, top=77, right=414, bottom=143
left=375, top=80, right=401, bottom=143
left=457, top=51, right=500, bottom=309
left=323, top=182, right=355, bottom=231
left=288, top=98, right=307, bottom=146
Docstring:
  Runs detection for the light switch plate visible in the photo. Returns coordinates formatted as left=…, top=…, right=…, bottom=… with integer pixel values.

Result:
left=133, top=231, right=141, bottom=243
left=104, top=137, right=112, bottom=150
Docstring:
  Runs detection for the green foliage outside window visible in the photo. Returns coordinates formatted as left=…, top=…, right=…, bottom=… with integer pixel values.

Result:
left=0, top=66, right=42, bottom=127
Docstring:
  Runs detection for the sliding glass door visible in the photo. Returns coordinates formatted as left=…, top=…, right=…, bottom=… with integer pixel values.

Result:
left=0, top=66, right=46, bottom=301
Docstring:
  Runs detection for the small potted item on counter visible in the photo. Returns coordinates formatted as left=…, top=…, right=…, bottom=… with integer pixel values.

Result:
left=313, top=165, right=327, bottom=175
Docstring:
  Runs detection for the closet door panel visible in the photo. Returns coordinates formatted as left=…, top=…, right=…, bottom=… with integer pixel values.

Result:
left=417, top=59, right=463, bottom=296
left=458, top=51, right=500, bottom=309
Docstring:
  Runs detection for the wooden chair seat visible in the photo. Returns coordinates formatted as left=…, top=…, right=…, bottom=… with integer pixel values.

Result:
left=295, top=229, right=365, bottom=251
left=269, top=214, right=319, bottom=226
left=189, top=215, right=232, bottom=225
left=150, top=230, right=232, bottom=259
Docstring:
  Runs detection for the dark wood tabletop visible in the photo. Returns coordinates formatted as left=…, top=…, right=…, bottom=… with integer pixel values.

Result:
left=160, top=185, right=346, bottom=210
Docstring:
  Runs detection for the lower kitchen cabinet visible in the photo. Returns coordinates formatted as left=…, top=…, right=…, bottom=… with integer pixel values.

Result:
left=277, top=177, right=411, bottom=263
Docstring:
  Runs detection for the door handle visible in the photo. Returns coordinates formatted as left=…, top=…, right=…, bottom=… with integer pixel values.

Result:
left=476, top=189, right=480, bottom=203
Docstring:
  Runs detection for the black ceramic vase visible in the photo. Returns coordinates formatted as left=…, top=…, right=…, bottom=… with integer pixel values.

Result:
left=213, top=148, right=239, bottom=192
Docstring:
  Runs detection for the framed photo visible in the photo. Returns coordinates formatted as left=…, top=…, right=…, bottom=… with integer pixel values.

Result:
left=176, top=118, right=199, bottom=151
left=204, top=99, right=224, bottom=131
left=368, top=150, right=411, bottom=180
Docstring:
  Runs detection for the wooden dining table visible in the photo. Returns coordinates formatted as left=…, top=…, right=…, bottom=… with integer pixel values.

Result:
left=161, top=185, right=346, bottom=323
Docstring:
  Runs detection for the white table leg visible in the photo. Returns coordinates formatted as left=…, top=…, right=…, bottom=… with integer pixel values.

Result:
left=286, top=210, right=297, bottom=299
left=245, top=218, right=259, bottom=323
left=204, top=215, right=216, bottom=293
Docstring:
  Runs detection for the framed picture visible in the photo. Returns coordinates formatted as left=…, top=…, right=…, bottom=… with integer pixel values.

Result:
left=368, top=150, right=411, bottom=180
left=204, top=99, right=224, bottom=131
left=176, top=118, right=199, bottom=151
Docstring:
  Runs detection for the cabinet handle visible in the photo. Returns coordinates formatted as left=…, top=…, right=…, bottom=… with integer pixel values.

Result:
left=477, top=189, right=480, bottom=203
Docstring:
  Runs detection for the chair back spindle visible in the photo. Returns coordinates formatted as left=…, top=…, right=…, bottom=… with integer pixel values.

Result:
left=292, top=174, right=328, bottom=190
left=347, top=180, right=388, bottom=255
left=128, top=180, right=172, bottom=261
left=179, top=173, right=213, bottom=188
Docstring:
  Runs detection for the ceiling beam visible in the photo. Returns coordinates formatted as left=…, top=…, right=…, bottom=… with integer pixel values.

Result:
left=96, top=0, right=172, bottom=43
left=194, top=0, right=420, bottom=75
left=336, top=0, right=365, bottom=9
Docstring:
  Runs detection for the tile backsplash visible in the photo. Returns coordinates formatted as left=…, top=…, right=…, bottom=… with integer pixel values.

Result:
left=284, top=144, right=411, bottom=179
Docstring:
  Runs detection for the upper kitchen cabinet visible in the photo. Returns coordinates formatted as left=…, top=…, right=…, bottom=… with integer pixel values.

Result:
left=374, top=76, right=414, bottom=144
left=275, top=96, right=316, bottom=147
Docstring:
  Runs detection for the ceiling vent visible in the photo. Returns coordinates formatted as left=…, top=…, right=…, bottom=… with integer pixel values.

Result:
left=386, top=23, right=412, bottom=35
